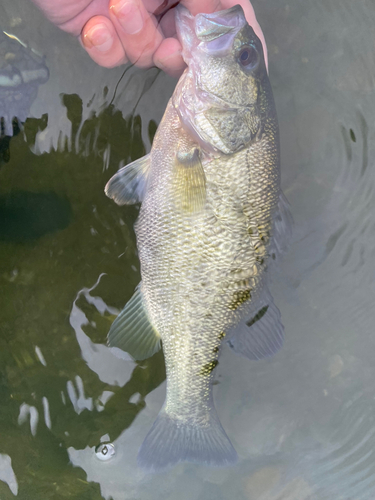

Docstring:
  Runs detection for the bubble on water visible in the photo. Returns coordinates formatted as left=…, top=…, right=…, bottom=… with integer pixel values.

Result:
left=95, top=443, right=116, bottom=461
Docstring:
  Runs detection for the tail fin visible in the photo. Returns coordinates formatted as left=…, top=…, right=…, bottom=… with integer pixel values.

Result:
left=137, top=409, right=237, bottom=472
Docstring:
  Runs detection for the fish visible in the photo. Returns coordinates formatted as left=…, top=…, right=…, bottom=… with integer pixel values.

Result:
left=0, top=30, right=49, bottom=137
left=105, top=4, right=292, bottom=471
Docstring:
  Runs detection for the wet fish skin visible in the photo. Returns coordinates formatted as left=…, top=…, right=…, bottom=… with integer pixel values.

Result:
left=105, top=5, right=290, bottom=471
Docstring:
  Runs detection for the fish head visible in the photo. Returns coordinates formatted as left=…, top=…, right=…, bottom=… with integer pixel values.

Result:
left=175, top=5, right=270, bottom=154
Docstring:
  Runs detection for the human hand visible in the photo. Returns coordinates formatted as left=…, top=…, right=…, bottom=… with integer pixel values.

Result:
left=31, top=0, right=267, bottom=78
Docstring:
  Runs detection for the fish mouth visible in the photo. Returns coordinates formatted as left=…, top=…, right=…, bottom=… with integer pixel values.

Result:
left=195, top=5, right=247, bottom=35
left=176, top=5, right=247, bottom=59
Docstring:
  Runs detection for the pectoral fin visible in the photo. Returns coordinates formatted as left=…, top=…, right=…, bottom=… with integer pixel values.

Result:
left=105, top=154, right=151, bottom=205
left=107, top=284, right=161, bottom=360
left=173, top=148, right=206, bottom=213
left=227, top=287, right=284, bottom=360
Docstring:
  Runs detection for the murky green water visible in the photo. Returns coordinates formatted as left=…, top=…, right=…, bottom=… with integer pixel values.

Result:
left=1, top=0, right=375, bottom=499
left=0, top=93, right=166, bottom=498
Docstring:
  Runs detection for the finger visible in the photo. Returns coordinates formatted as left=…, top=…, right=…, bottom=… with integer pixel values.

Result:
left=81, top=15, right=129, bottom=67
left=109, top=0, right=164, bottom=68
left=158, top=7, right=177, bottom=38
left=31, top=0, right=95, bottom=29
left=153, top=37, right=186, bottom=77
left=181, top=0, right=221, bottom=15
left=142, top=0, right=170, bottom=14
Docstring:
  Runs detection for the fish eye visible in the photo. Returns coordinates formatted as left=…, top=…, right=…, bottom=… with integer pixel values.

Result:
left=238, top=45, right=259, bottom=71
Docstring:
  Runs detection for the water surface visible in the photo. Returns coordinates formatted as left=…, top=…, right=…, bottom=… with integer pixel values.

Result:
left=0, top=0, right=374, bottom=499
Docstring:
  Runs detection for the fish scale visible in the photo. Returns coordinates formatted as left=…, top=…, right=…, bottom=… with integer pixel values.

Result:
left=105, top=4, right=291, bottom=471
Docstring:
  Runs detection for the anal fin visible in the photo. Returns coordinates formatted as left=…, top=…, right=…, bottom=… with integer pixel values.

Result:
left=107, top=284, right=161, bottom=360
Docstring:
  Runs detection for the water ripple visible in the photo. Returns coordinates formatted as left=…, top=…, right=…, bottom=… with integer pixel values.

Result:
left=314, top=392, right=375, bottom=498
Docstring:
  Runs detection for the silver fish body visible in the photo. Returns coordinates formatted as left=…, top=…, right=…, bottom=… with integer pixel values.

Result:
left=105, top=5, right=291, bottom=471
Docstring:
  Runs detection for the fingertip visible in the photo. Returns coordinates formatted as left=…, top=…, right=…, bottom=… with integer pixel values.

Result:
left=110, top=0, right=144, bottom=35
left=153, top=38, right=186, bottom=78
left=81, top=16, right=128, bottom=68
left=109, top=0, right=163, bottom=67
left=180, top=0, right=221, bottom=16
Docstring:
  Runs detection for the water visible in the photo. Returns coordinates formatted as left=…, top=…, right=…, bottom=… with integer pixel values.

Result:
left=0, top=0, right=374, bottom=498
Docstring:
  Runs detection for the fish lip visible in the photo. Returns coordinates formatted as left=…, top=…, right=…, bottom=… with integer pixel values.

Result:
left=175, top=5, right=195, bottom=56
left=196, top=5, right=247, bottom=28
left=176, top=5, right=246, bottom=63
left=175, top=4, right=246, bottom=31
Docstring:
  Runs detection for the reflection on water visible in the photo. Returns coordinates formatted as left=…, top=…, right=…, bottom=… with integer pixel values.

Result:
left=0, top=0, right=375, bottom=498
left=0, top=30, right=49, bottom=136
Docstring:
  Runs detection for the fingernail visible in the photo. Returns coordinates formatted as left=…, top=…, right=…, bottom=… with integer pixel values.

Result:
left=83, top=24, right=114, bottom=52
left=111, top=0, right=144, bottom=35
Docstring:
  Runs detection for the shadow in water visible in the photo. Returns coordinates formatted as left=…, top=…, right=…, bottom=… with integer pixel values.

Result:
left=0, top=191, right=72, bottom=242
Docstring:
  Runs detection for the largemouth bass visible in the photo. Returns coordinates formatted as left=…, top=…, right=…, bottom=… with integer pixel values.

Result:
left=105, top=4, right=292, bottom=471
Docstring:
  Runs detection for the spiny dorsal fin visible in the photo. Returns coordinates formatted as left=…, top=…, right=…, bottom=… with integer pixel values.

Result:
left=105, top=154, right=151, bottom=205
left=107, top=284, right=161, bottom=360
